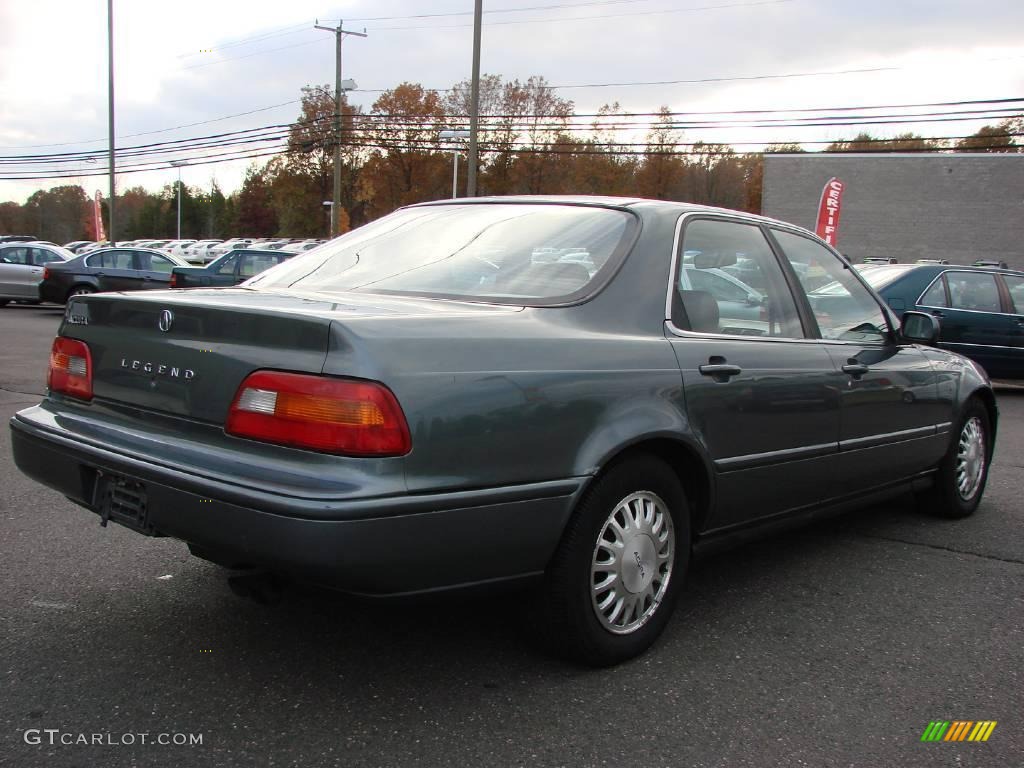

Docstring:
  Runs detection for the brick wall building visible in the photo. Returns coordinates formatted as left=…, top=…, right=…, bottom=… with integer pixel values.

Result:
left=762, top=153, right=1024, bottom=270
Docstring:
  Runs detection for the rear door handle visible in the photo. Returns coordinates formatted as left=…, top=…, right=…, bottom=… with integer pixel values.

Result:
left=842, top=361, right=870, bottom=378
left=931, top=310, right=944, bottom=318
left=699, top=358, right=742, bottom=382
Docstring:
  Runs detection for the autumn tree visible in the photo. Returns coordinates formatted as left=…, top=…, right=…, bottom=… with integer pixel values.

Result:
left=357, top=83, right=451, bottom=218
left=234, top=166, right=277, bottom=236
left=827, top=132, right=945, bottom=152
left=635, top=108, right=686, bottom=199
left=285, top=85, right=365, bottom=227
left=955, top=118, right=1022, bottom=152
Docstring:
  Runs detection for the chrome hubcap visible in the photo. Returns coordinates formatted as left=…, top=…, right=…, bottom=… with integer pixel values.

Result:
left=591, top=491, right=674, bottom=635
left=955, top=416, right=986, bottom=501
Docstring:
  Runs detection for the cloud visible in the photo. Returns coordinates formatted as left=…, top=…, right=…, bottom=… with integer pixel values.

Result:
left=2, top=0, right=1023, bottom=202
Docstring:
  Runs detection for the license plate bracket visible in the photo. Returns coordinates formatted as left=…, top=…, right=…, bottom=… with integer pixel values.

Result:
left=94, top=474, right=158, bottom=536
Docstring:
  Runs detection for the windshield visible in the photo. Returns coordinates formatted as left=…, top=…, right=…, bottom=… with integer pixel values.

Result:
left=249, top=203, right=635, bottom=303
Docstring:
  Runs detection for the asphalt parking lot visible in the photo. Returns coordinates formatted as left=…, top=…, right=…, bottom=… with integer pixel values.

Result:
left=1, top=303, right=1021, bottom=768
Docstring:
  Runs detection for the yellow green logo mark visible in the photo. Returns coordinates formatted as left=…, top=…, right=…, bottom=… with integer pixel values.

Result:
left=921, top=721, right=997, bottom=742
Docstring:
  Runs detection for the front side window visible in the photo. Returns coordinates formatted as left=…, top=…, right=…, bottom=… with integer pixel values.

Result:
left=773, top=229, right=890, bottom=343
left=250, top=204, right=636, bottom=304
left=143, top=253, right=175, bottom=273
left=0, top=247, right=29, bottom=265
left=946, top=272, right=1001, bottom=313
left=676, top=218, right=803, bottom=338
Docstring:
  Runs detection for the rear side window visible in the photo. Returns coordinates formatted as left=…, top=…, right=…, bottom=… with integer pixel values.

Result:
left=919, top=276, right=947, bottom=307
left=676, top=219, right=804, bottom=338
left=947, top=272, right=1001, bottom=312
left=1003, top=275, right=1024, bottom=313
left=31, top=248, right=64, bottom=265
left=773, top=229, right=890, bottom=343
left=239, top=253, right=279, bottom=278
left=215, top=254, right=240, bottom=275
left=251, top=204, right=636, bottom=304
left=87, top=250, right=134, bottom=269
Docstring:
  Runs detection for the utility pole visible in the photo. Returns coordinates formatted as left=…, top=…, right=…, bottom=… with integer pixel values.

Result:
left=315, top=19, right=366, bottom=237
left=467, top=0, right=483, bottom=197
left=107, top=0, right=116, bottom=242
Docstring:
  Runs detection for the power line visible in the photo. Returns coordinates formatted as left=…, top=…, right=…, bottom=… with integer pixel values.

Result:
left=3, top=102, right=1020, bottom=166
left=364, top=0, right=793, bottom=31
left=3, top=130, right=1021, bottom=181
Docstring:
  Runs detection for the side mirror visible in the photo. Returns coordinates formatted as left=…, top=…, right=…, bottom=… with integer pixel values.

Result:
left=901, top=310, right=940, bottom=345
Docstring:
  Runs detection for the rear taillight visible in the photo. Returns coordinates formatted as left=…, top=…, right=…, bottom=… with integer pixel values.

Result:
left=169, top=273, right=179, bottom=288
left=48, top=337, right=93, bottom=400
left=43, top=267, right=51, bottom=280
left=226, top=371, right=411, bottom=456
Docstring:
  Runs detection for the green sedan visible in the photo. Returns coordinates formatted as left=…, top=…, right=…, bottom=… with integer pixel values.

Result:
left=10, top=198, right=996, bottom=666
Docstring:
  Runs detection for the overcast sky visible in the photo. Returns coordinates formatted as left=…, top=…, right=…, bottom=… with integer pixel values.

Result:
left=1, top=0, right=1022, bottom=203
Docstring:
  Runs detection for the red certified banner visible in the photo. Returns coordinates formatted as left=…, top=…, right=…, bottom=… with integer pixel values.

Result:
left=93, top=191, right=105, bottom=241
left=814, top=177, right=844, bottom=246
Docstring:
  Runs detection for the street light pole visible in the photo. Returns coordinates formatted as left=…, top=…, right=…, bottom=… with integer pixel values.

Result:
left=315, top=20, right=366, bottom=237
left=107, top=0, right=116, bottom=242
left=440, top=129, right=471, bottom=199
left=170, top=160, right=188, bottom=239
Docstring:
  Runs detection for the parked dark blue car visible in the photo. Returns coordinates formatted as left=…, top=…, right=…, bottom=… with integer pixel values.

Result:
left=824, top=263, right=1024, bottom=379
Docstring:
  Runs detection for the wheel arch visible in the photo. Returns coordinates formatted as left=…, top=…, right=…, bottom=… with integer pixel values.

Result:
left=64, top=282, right=97, bottom=302
left=967, top=386, right=998, bottom=448
left=580, top=435, right=714, bottom=538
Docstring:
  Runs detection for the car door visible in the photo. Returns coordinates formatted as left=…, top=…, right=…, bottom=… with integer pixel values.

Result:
left=667, top=216, right=842, bottom=531
left=0, top=246, right=39, bottom=298
left=769, top=228, right=947, bottom=491
left=90, top=249, right=139, bottom=292
left=923, top=270, right=1018, bottom=378
left=998, top=273, right=1024, bottom=376
left=134, top=250, right=178, bottom=290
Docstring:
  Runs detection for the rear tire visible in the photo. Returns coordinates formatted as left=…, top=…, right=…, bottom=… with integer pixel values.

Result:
left=66, top=286, right=95, bottom=301
left=541, top=455, right=690, bottom=667
left=919, top=398, right=992, bottom=519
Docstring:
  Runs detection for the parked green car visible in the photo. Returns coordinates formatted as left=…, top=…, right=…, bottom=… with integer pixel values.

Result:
left=170, top=248, right=298, bottom=289
left=11, top=198, right=996, bottom=666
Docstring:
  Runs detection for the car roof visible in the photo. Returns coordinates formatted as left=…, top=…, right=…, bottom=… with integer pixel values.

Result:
left=408, top=195, right=816, bottom=234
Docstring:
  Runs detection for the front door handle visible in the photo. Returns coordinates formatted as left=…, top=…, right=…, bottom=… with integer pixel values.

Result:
left=842, top=360, right=870, bottom=378
left=699, top=357, right=742, bottom=382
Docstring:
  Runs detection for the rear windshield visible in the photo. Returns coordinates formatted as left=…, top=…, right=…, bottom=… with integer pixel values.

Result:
left=249, top=203, right=636, bottom=303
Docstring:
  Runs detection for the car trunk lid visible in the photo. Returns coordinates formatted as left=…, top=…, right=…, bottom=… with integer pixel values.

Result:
left=58, top=288, right=518, bottom=424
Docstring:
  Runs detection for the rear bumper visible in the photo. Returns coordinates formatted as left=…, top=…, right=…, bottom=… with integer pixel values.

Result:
left=39, top=280, right=67, bottom=304
left=10, top=410, right=581, bottom=595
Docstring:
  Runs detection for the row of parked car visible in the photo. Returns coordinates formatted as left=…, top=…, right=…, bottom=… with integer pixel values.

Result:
left=1, top=230, right=1022, bottom=379
left=0, top=238, right=307, bottom=306
left=58, top=237, right=326, bottom=264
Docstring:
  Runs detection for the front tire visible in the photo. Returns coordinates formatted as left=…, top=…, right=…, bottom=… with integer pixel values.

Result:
left=920, top=398, right=992, bottom=519
left=541, top=455, right=690, bottom=666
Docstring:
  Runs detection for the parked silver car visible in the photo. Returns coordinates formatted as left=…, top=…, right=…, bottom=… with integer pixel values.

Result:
left=0, top=242, right=73, bottom=305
